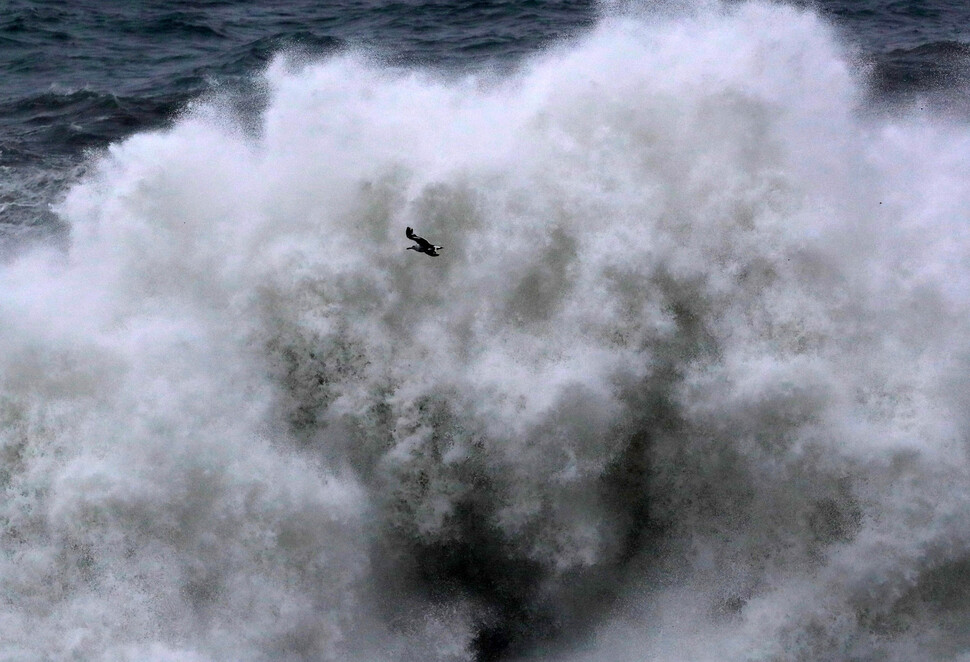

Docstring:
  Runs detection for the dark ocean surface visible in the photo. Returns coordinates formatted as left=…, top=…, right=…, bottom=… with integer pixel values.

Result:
left=1, top=1, right=599, bottom=249
left=0, top=0, right=968, bottom=252
left=3, top=2, right=970, bottom=661
left=1, top=1, right=968, bottom=235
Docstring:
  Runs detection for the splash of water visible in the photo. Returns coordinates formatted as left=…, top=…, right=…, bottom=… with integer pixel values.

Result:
left=4, top=2, right=970, bottom=660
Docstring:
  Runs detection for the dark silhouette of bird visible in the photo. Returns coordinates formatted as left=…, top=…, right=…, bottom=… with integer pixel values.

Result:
left=406, top=227, right=442, bottom=257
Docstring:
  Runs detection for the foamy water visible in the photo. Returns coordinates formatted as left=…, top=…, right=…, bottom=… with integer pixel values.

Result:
left=4, top=2, right=970, bottom=660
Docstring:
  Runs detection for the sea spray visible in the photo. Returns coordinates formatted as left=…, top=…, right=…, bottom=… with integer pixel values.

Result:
left=3, top=2, right=970, bottom=660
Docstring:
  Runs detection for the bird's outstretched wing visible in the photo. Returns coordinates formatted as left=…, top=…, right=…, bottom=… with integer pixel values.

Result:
left=406, top=226, right=434, bottom=251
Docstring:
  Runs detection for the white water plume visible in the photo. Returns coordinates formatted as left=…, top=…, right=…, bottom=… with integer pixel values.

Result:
left=4, top=2, right=970, bottom=660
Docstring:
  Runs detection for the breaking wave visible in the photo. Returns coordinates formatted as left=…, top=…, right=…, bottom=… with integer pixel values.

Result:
left=4, top=2, right=970, bottom=660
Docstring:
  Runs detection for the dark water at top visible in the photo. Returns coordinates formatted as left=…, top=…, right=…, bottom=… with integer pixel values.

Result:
left=0, top=1, right=594, bottom=163
left=1, top=1, right=968, bottom=161
left=0, top=0, right=967, bottom=247
left=819, top=0, right=970, bottom=100
left=0, top=1, right=598, bottom=248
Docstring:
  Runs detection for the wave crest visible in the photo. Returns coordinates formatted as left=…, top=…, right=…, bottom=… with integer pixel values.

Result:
left=4, top=3, right=970, bottom=660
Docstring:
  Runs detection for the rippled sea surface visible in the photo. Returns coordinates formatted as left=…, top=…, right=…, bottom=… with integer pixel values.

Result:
left=1, top=1, right=967, bottom=163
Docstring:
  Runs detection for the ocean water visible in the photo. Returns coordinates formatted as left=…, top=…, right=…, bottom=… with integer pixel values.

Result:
left=2, top=1, right=970, bottom=661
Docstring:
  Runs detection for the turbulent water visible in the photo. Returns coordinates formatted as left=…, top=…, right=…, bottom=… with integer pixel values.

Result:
left=4, top=1, right=970, bottom=661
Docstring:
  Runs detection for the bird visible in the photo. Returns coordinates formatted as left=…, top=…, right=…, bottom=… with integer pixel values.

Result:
left=406, top=227, right=442, bottom=257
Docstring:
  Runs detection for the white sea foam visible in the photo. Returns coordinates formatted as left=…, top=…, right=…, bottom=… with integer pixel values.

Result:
left=4, top=2, right=970, bottom=660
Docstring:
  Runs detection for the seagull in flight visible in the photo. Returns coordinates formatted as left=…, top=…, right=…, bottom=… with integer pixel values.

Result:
left=406, top=227, right=442, bottom=257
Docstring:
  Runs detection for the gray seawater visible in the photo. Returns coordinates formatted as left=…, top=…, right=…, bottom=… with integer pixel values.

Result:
left=3, top=1, right=970, bottom=661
